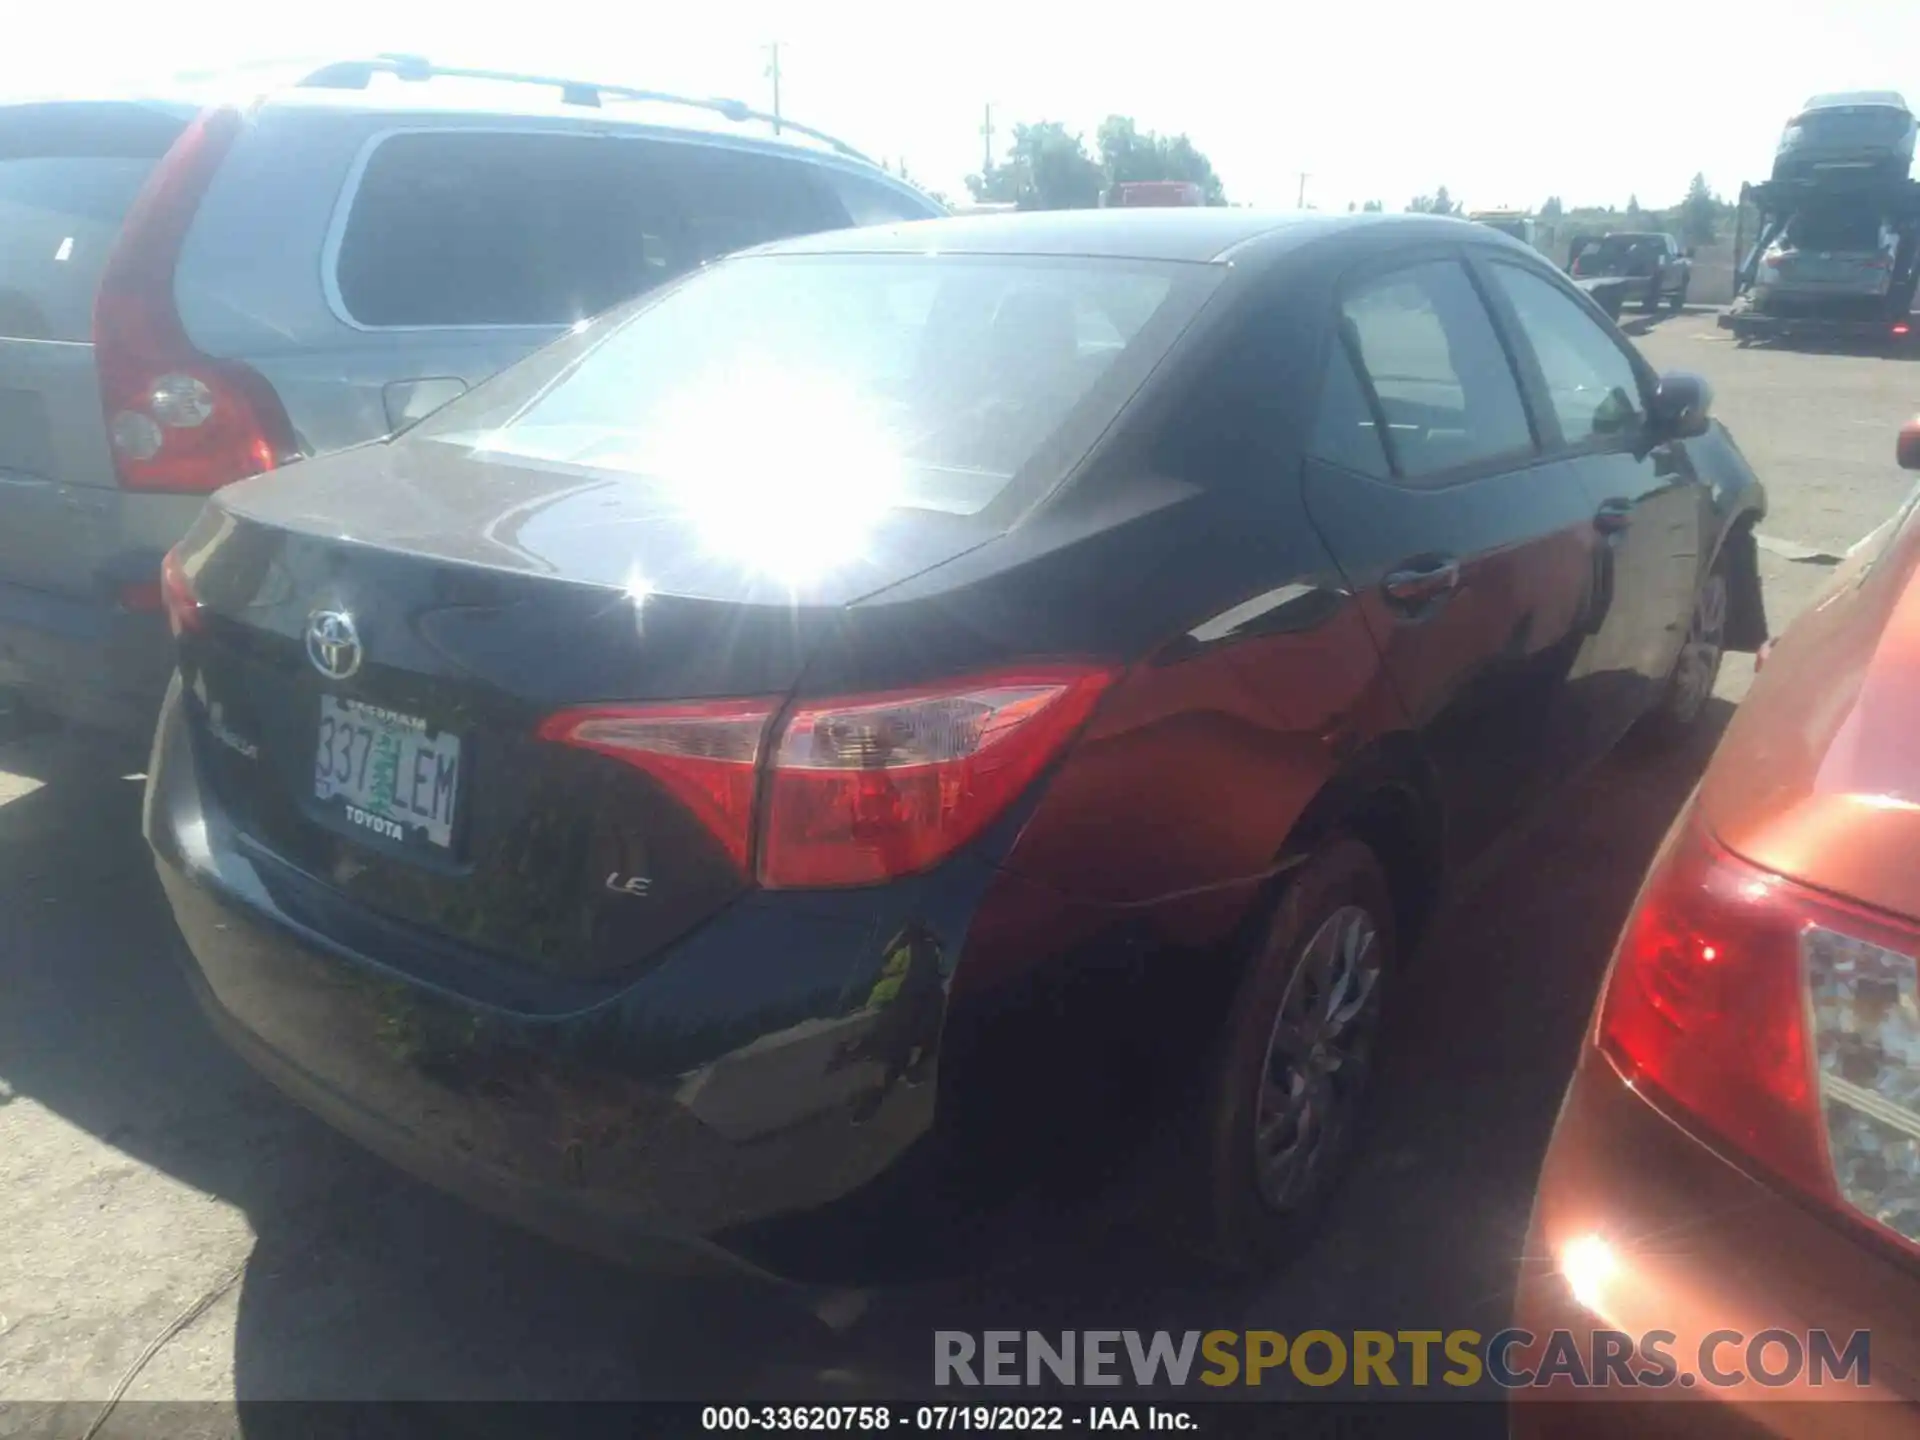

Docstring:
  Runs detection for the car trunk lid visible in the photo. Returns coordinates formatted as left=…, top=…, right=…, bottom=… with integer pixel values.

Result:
left=171, top=438, right=989, bottom=984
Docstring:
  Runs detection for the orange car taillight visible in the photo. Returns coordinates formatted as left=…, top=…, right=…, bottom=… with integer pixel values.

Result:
left=539, top=664, right=1117, bottom=887
left=1598, top=816, right=1920, bottom=1260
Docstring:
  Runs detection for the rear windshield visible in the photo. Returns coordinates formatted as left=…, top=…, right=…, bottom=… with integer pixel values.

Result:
left=1790, top=108, right=1913, bottom=148
left=1784, top=210, right=1885, bottom=252
left=334, top=131, right=928, bottom=328
left=0, top=156, right=164, bottom=341
left=415, top=252, right=1213, bottom=517
left=1587, top=235, right=1661, bottom=261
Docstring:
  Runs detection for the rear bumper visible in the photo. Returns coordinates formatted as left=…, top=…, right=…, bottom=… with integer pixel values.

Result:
left=143, top=676, right=1106, bottom=1279
left=0, top=579, right=172, bottom=735
left=1510, top=1047, right=1920, bottom=1437
left=1720, top=293, right=1912, bottom=341
left=1752, top=280, right=1892, bottom=304
left=1719, top=309, right=1914, bottom=343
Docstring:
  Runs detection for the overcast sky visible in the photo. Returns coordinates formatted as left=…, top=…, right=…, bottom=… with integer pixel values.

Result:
left=5, top=0, right=1916, bottom=213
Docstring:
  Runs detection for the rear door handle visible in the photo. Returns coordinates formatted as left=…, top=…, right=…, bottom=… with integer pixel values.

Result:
left=1594, top=498, right=1634, bottom=535
left=1382, top=557, right=1461, bottom=612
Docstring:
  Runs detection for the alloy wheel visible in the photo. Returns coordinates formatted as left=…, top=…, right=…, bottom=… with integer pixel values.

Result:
left=1671, top=570, right=1728, bottom=723
left=1252, top=905, right=1383, bottom=1211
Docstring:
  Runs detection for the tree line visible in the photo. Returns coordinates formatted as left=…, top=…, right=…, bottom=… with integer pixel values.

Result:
left=1374, top=173, right=1736, bottom=246
left=966, top=116, right=1228, bottom=208
left=958, top=121, right=1734, bottom=248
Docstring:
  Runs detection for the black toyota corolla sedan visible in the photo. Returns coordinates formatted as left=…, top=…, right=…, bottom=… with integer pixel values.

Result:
left=147, top=209, right=1769, bottom=1281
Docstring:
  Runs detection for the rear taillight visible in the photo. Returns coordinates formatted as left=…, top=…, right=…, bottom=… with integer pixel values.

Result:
left=1570, top=258, right=1585, bottom=276
left=93, top=106, right=297, bottom=494
left=537, top=699, right=776, bottom=871
left=760, top=665, right=1117, bottom=888
left=539, top=664, right=1117, bottom=886
left=1599, top=817, right=1920, bottom=1261
left=160, top=546, right=202, bottom=636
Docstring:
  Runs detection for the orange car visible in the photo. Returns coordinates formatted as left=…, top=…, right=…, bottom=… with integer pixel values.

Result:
left=1512, top=420, right=1920, bottom=1436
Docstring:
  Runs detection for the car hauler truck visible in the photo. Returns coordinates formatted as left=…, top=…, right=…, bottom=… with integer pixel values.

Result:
left=1723, top=92, right=1920, bottom=345
left=1720, top=172, right=1920, bottom=344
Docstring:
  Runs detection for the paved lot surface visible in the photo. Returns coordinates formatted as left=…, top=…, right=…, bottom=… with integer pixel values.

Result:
left=2, top=313, right=1916, bottom=1431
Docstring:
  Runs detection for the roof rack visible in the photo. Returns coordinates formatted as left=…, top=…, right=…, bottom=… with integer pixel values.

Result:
left=294, top=54, right=873, bottom=164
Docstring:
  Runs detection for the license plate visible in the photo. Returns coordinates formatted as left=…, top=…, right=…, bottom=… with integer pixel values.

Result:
left=314, top=695, right=460, bottom=849
left=1783, top=260, right=1854, bottom=283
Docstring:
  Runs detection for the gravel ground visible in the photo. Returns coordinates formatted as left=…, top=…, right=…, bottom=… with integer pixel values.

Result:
left=1, top=312, right=1914, bottom=1429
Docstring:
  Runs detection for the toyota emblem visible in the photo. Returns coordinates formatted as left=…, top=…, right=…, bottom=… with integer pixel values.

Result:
left=306, top=609, right=363, bottom=680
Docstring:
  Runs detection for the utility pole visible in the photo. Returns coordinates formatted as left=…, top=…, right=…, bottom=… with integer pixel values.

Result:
left=1296, top=172, right=1310, bottom=210
left=765, top=42, right=782, bottom=133
left=980, top=103, right=995, bottom=174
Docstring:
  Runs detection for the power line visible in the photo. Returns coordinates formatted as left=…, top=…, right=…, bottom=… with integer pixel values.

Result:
left=764, top=42, right=782, bottom=134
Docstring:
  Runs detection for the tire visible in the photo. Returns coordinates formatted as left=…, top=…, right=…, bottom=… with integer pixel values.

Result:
left=1669, top=277, right=1689, bottom=312
left=1637, top=556, right=1728, bottom=746
left=1643, top=277, right=1663, bottom=311
left=1164, top=837, right=1396, bottom=1274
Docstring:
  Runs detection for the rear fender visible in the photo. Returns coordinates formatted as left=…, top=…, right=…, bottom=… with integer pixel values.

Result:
left=1261, top=731, right=1445, bottom=964
left=932, top=729, right=1443, bottom=1192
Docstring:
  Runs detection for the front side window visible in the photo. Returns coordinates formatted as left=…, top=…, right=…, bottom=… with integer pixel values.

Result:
left=416, top=252, right=1211, bottom=517
left=1339, top=259, right=1534, bottom=481
left=1486, top=262, right=1645, bottom=448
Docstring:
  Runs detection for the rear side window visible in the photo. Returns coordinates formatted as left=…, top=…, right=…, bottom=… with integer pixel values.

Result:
left=0, top=157, right=164, bottom=341
left=333, top=132, right=854, bottom=328
left=1339, top=259, right=1533, bottom=481
left=1308, top=338, right=1391, bottom=479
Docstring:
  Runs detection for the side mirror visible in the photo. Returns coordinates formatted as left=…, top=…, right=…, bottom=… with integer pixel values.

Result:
left=1649, top=371, right=1713, bottom=440
left=1899, top=418, right=1920, bottom=471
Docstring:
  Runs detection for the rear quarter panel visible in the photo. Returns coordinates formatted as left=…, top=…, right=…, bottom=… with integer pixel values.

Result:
left=859, top=476, right=1416, bottom=1183
left=832, top=256, right=1424, bottom=961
